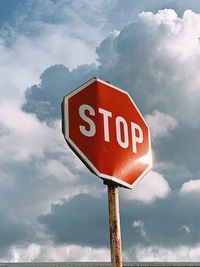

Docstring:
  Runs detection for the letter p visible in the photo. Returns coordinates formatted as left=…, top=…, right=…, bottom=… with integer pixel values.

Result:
left=131, top=122, right=143, bottom=154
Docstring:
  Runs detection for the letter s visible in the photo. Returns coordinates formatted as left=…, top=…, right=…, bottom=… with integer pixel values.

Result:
left=79, top=104, right=96, bottom=137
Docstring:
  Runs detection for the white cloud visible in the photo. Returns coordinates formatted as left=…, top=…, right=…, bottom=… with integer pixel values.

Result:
left=8, top=244, right=41, bottom=263
left=145, top=110, right=177, bottom=140
left=0, top=102, right=63, bottom=162
left=139, top=9, right=200, bottom=60
left=179, top=179, right=200, bottom=194
left=0, top=101, right=106, bottom=219
left=2, top=5, right=200, bottom=260
left=15, top=25, right=98, bottom=70
left=121, top=171, right=170, bottom=203
left=35, top=244, right=110, bottom=262
left=130, top=244, right=200, bottom=261
left=96, top=9, right=200, bottom=127
left=5, top=243, right=110, bottom=262
left=139, top=9, right=179, bottom=27
left=0, top=10, right=101, bottom=102
left=182, top=225, right=191, bottom=234
left=133, top=220, right=147, bottom=239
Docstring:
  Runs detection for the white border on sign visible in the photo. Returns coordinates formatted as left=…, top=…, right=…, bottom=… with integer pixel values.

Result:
left=62, top=77, right=152, bottom=189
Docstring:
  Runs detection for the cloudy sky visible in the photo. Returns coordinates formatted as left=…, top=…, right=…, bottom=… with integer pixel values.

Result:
left=1, top=0, right=200, bottom=262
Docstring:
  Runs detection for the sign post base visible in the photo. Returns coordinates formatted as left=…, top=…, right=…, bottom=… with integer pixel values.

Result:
left=107, top=182, right=123, bottom=267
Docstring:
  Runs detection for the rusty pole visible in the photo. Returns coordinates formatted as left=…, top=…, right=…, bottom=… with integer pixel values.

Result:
left=107, top=183, right=123, bottom=267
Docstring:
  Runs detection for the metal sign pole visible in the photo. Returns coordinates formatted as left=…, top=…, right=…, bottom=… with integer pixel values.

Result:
left=107, top=183, right=123, bottom=267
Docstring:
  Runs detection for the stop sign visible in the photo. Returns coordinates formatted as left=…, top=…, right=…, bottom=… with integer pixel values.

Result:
left=62, top=77, right=152, bottom=189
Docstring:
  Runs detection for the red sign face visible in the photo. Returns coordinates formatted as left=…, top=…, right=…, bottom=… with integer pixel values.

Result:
left=62, top=77, right=152, bottom=189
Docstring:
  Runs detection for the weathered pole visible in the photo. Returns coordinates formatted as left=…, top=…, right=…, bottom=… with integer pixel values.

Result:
left=107, top=183, right=123, bottom=267
left=104, top=80, right=123, bottom=267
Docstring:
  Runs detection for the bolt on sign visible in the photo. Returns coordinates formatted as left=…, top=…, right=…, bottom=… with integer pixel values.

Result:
left=62, top=77, right=152, bottom=189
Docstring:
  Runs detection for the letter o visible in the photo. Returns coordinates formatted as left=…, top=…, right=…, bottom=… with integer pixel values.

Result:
left=116, top=116, right=129, bottom=148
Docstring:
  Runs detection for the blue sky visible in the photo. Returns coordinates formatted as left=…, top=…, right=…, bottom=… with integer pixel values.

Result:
left=1, top=0, right=200, bottom=262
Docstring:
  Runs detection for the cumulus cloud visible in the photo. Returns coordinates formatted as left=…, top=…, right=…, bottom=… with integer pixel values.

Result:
left=133, top=220, right=147, bottom=239
left=182, top=225, right=191, bottom=234
left=22, top=8, right=200, bottom=133
left=0, top=0, right=103, bottom=104
left=21, top=9, right=200, bottom=194
left=0, top=101, right=105, bottom=255
left=4, top=243, right=110, bottom=262
left=145, top=110, right=177, bottom=140
left=39, top=184, right=200, bottom=252
left=2, top=2, right=200, bottom=261
left=97, top=9, right=200, bottom=126
left=39, top=194, right=109, bottom=248
left=131, top=244, right=200, bottom=261
left=180, top=179, right=200, bottom=194
left=0, top=114, right=104, bottom=218
left=18, top=8, right=200, bottom=260
left=121, top=171, right=170, bottom=203
left=8, top=244, right=41, bottom=263
left=155, top=161, right=193, bottom=190
left=0, top=207, right=35, bottom=259
left=0, top=102, right=63, bottom=162
left=22, top=64, right=97, bottom=121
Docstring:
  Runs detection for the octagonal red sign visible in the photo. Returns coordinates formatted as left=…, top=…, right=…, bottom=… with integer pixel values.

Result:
left=62, top=77, right=152, bottom=189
